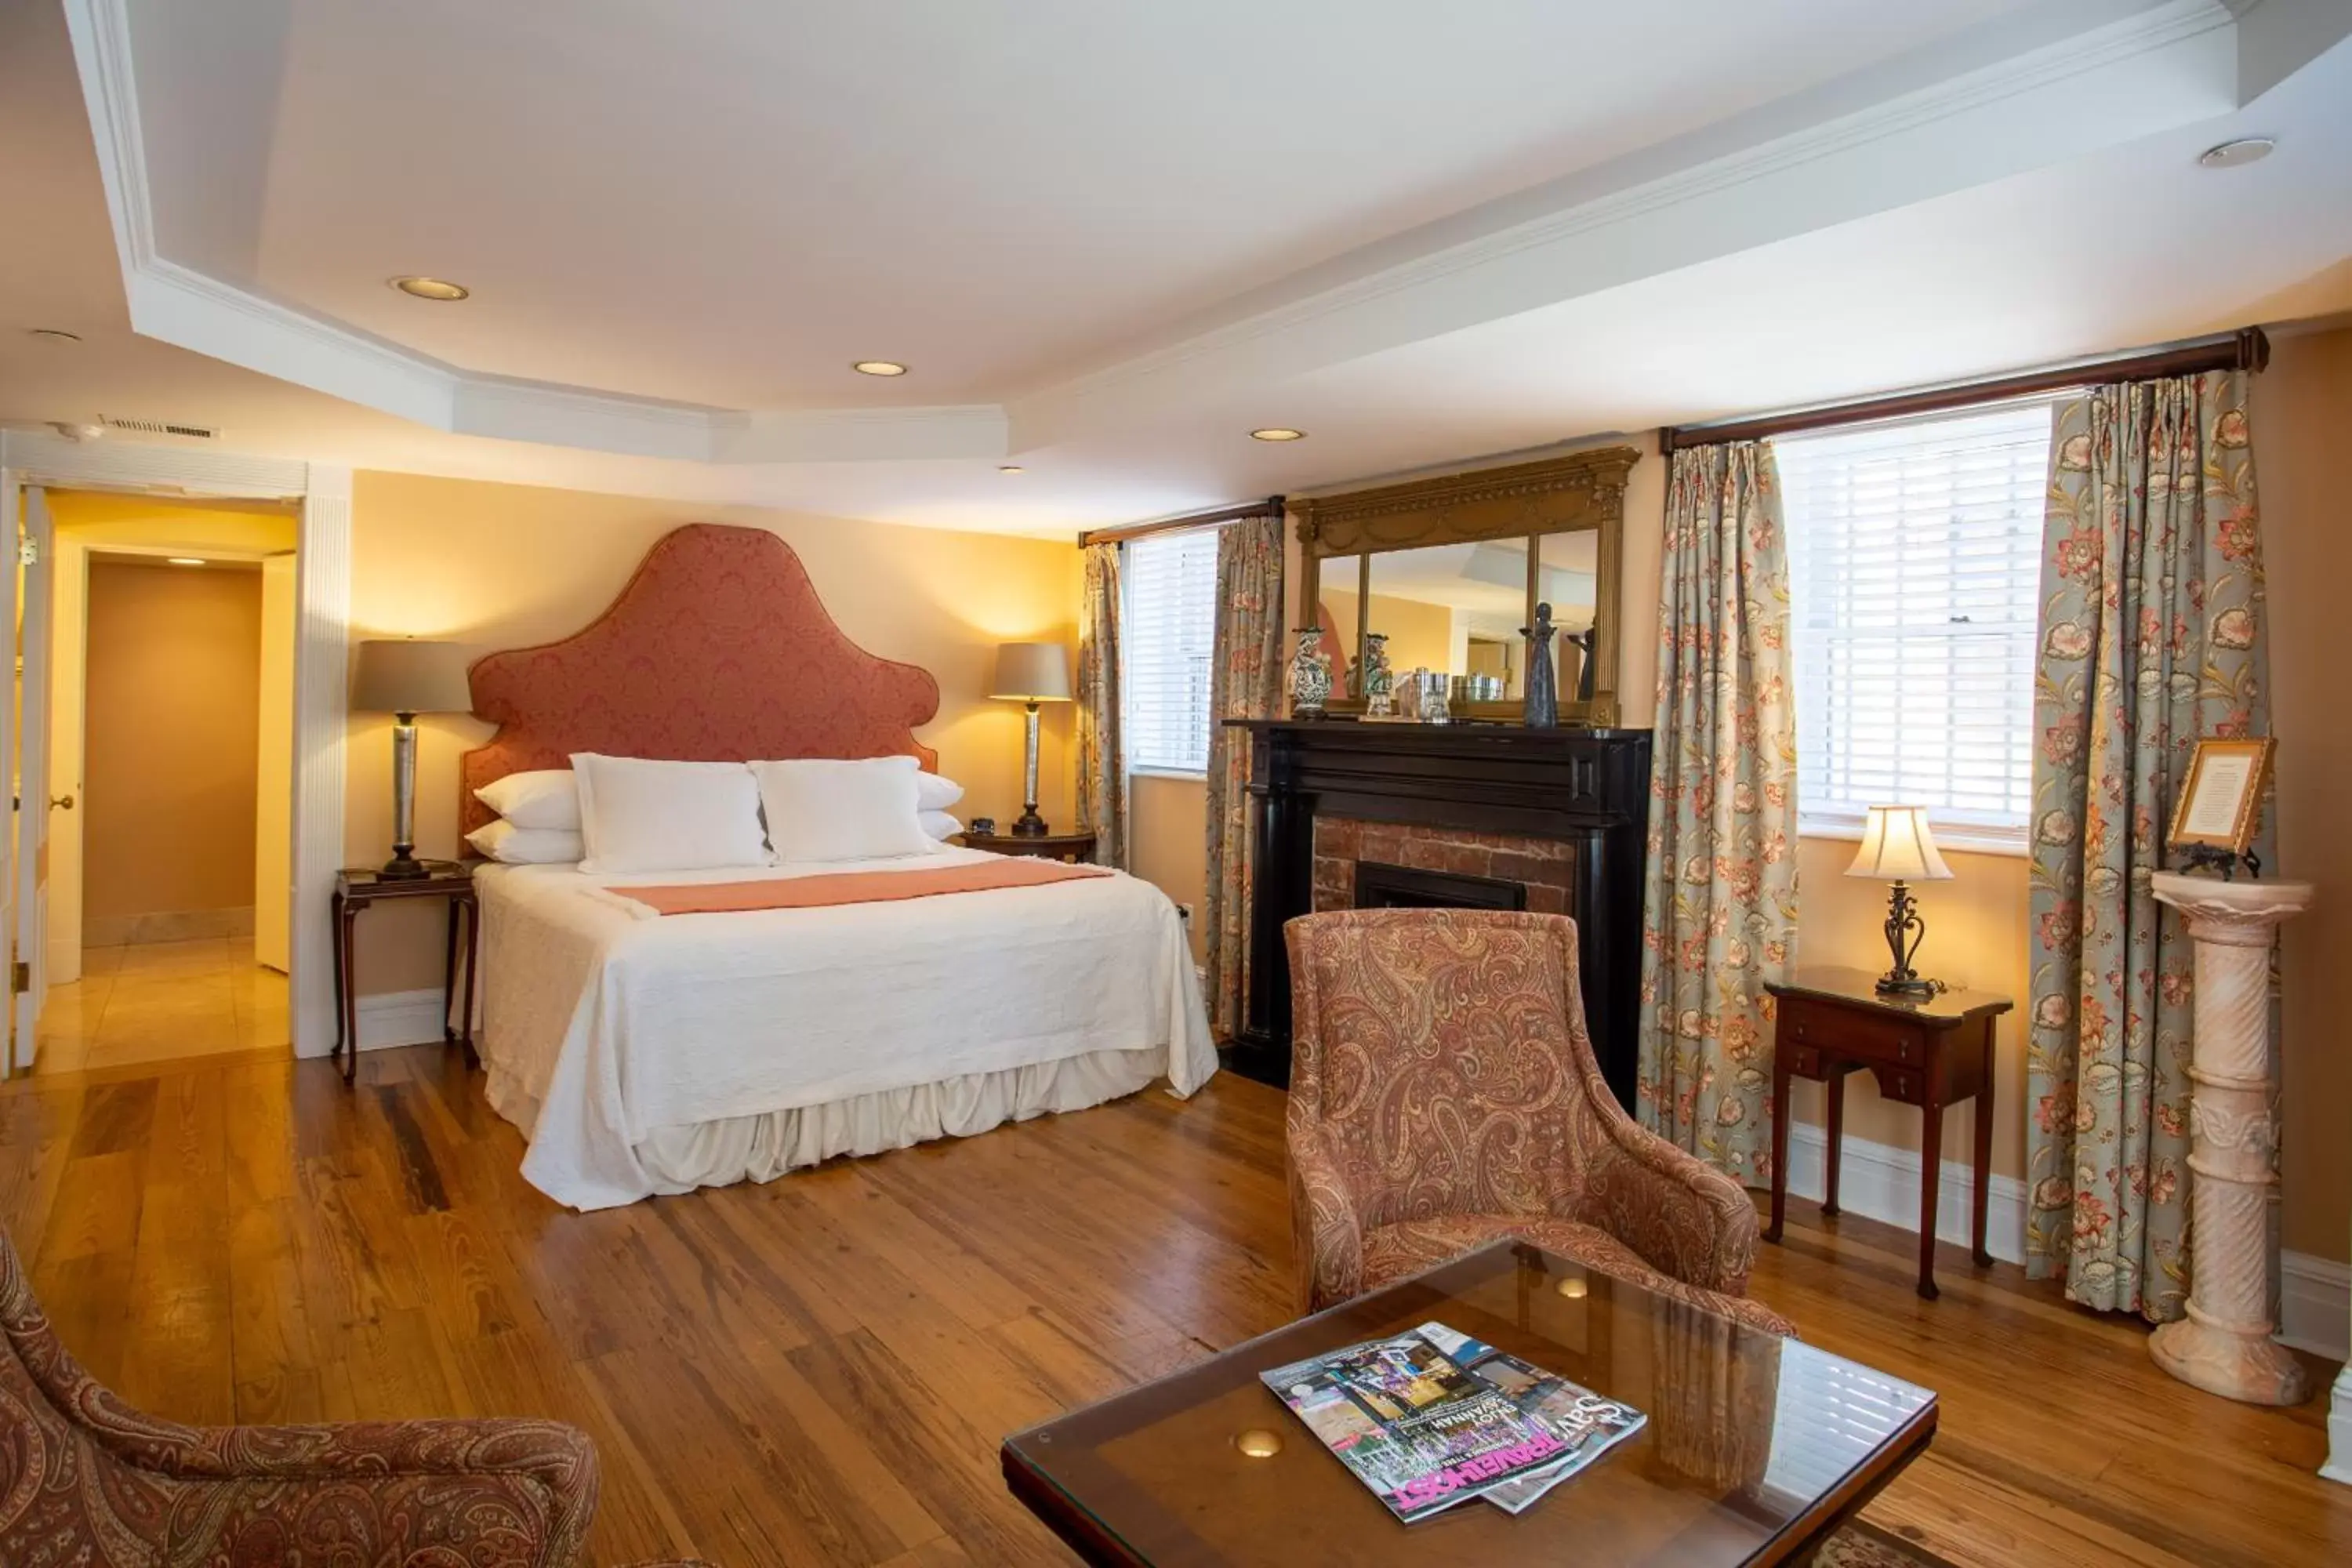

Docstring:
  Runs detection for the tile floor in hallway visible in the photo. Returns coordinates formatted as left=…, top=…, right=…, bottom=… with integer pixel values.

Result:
left=34, top=936, right=289, bottom=1073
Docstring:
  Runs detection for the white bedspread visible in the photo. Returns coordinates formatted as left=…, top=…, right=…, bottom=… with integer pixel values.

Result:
left=473, top=847, right=1217, bottom=1209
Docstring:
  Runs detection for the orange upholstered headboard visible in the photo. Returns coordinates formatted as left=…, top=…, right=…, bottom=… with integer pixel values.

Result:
left=458, top=523, right=940, bottom=836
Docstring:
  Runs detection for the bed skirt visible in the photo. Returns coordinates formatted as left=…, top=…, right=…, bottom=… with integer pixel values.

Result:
left=483, top=1046, right=1167, bottom=1199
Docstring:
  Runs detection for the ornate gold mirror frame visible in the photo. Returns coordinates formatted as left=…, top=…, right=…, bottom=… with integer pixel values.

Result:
left=1294, top=445, right=1640, bottom=726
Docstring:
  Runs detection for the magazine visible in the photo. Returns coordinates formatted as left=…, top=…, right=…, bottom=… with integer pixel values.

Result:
left=1418, top=1323, right=1647, bottom=1514
left=1259, top=1320, right=1645, bottom=1521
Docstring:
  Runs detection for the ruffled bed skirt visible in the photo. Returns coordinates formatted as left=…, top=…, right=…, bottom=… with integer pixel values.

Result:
left=484, top=1046, right=1167, bottom=1198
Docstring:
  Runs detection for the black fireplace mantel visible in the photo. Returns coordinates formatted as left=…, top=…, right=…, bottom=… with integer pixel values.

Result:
left=1225, top=718, right=1653, bottom=1109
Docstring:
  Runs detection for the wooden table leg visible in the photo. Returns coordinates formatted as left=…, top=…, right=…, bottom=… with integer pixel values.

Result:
left=1822, top=1065, right=1846, bottom=1219
left=457, top=892, right=479, bottom=1067
left=1766, top=1044, right=1791, bottom=1245
left=1972, top=1025, right=1995, bottom=1267
left=1918, top=1099, right=1944, bottom=1301
left=441, top=898, right=460, bottom=1043
left=336, top=898, right=361, bottom=1086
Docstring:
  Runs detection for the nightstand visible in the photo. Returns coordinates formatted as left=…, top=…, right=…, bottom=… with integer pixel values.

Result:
left=332, top=862, right=480, bottom=1085
left=1763, top=965, right=2013, bottom=1300
left=956, top=829, right=1098, bottom=864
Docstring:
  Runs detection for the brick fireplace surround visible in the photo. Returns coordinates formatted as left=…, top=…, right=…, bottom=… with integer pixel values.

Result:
left=1312, top=818, right=1578, bottom=916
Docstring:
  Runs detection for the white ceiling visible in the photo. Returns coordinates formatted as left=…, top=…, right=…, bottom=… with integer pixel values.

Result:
left=3, top=0, right=2350, bottom=536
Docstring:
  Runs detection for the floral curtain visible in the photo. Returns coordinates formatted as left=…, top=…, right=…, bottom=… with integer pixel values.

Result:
left=1075, top=541, right=1128, bottom=869
left=1203, top=513, right=1286, bottom=1040
left=2026, top=372, right=2269, bottom=1321
left=1636, top=441, right=1799, bottom=1185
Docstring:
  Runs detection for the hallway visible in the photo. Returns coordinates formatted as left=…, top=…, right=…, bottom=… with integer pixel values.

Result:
left=34, top=936, right=289, bottom=1074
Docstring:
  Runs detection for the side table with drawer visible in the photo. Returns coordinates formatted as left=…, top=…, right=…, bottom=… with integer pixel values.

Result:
left=1764, top=966, right=2013, bottom=1300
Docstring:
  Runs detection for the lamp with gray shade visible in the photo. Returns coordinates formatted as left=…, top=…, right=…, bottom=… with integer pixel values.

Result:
left=989, top=642, right=1072, bottom=836
left=350, top=640, right=474, bottom=879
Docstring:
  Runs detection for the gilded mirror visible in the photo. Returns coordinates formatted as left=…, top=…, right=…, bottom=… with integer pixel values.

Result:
left=1294, top=446, right=1638, bottom=725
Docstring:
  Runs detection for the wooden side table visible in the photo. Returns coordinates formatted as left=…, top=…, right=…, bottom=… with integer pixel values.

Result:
left=956, top=829, right=1098, bottom=864
left=332, top=862, right=480, bottom=1085
left=1764, top=966, right=2013, bottom=1300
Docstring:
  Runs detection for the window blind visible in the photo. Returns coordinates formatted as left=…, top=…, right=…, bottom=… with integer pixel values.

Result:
left=1779, top=401, right=2054, bottom=840
left=1759, top=1341, right=1934, bottom=1510
left=1123, top=529, right=1221, bottom=774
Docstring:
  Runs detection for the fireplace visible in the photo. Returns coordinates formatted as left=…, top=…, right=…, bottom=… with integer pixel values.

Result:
left=1354, top=859, right=1526, bottom=913
left=1226, top=719, right=1651, bottom=1109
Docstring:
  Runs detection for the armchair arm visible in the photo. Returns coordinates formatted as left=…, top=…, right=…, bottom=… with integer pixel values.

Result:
left=1288, top=1118, right=1367, bottom=1312
left=1563, top=1081, right=1762, bottom=1295
left=58, top=1391, right=599, bottom=1567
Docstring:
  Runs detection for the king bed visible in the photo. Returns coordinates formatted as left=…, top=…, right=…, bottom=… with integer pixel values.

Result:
left=456, top=523, right=1215, bottom=1210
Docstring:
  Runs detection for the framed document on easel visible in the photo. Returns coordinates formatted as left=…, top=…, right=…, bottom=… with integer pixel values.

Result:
left=2167, top=736, right=2275, bottom=878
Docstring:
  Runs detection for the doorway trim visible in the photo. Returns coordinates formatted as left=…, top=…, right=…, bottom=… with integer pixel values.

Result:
left=0, top=431, right=349, bottom=1066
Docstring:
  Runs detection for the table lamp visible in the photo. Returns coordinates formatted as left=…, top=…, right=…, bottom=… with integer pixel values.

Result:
left=1846, top=804, right=1955, bottom=997
left=990, top=642, right=1072, bottom=836
left=351, top=639, right=474, bottom=878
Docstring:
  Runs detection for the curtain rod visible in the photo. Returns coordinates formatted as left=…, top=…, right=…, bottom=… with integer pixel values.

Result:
left=1659, top=328, right=2270, bottom=454
left=1078, top=495, right=1285, bottom=547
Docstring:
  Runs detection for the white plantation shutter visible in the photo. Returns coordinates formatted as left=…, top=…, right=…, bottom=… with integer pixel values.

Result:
left=1123, top=529, right=1221, bottom=774
left=1759, top=1342, right=1936, bottom=1510
left=1780, top=401, right=2055, bottom=841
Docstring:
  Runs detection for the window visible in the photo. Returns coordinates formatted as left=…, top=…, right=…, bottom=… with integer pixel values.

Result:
left=1780, top=401, right=2053, bottom=844
left=1123, top=528, right=1220, bottom=775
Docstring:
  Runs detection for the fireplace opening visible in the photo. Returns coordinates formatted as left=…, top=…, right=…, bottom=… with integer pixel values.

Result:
left=1353, top=860, right=1528, bottom=913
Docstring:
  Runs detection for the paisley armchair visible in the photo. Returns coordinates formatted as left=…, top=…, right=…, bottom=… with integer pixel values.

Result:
left=1283, top=909, right=1792, bottom=1335
left=0, top=1225, right=702, bottom=1566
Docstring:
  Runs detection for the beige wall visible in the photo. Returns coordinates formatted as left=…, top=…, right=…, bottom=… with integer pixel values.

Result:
left=84, top=561, right=263, bottom=920
left=1131, top=772, right=1208, bottom=964
left=345, top=472, right=1082, bottom=995
left=2252, top=326, right=2352, bottom=1260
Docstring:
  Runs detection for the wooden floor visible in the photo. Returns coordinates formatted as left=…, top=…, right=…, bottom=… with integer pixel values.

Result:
left=1, top=1042, right=2344, bottom=1566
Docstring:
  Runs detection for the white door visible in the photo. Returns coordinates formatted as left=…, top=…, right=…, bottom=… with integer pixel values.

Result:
left=45, top=536, right=86, bottom=985
left=254, top=554, right=296, bottom=971
left=12, top=486, right=56, bottom=1065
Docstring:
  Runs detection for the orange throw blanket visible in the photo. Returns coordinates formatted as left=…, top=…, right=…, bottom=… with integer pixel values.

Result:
left=615, top=857, right=1110, bottom=916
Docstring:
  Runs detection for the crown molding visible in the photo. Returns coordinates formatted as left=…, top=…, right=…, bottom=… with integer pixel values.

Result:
left=58, top=0, right=1011, bottom=467
left=1006, top=0, right=2242, bottom=447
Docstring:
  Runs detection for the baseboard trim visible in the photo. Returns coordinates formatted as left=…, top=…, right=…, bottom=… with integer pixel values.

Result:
left=2280, top=1252, right=2352, bottom=1364
left=354, top=988, right=448, bottom=1051
left=1781, top=1123, right=2349, bottom=1363
left=1781, top=1122, right=2029, bottom=1265
left=2323, top=1369, right=2352, bottom=1486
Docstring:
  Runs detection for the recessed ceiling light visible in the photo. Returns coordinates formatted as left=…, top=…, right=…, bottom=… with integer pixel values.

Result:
left=2198, top=137, right=2274, bottom=169
left=390, top=276, right=470, bottom=301
left=852, top=360, right=909, bottom=377
left=1250, top=427, right=1307, bottom=442
left=167, top=557, right=207, bottom=567
left=998, top=464, right=1025, bottom=474
left=27, top=328, right=82, bottom=343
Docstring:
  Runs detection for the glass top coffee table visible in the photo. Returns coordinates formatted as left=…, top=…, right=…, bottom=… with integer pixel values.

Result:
left=1003, top=1241, right=1934, bottom=1566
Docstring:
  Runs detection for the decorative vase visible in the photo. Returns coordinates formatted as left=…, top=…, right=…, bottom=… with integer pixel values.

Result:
left=1523, top=602, right=1559, bottom=728
left=1289, top=626, right=1333, bottom=717
left=1362, top=633, right=1394, bottom=718
left=1421, top=670, right=1451, bottom=724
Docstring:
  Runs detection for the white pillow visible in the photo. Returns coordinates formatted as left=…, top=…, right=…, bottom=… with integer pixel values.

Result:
left=915, top=771, right=964, bottom=811
left=753, top=757, right=937, bottom=863
left=474, top=768, right=581, bottom=831
left=570, top=754, right=771, bottom=873
left=466, top=818, right=586, bottom=865
left=919, top=810, right=962, bottom=841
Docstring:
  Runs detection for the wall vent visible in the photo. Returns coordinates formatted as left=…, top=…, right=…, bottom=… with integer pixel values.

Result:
left=100, top=416, right=218, bottom=441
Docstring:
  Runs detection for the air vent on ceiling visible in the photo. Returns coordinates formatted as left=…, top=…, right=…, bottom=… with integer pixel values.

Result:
left=100, top=415, right=218, bottom=441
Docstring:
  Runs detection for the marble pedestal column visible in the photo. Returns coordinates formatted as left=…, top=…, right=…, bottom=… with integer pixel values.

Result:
left=2147, top=872, right=2312, bottom=1406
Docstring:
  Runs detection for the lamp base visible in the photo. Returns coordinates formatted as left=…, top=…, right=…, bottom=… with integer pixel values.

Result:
left=1010, top=811, right=1051, bottom=837
left=1874, top=973, right=1940, bottom=999
left=379, top=851, right=431, bottom=881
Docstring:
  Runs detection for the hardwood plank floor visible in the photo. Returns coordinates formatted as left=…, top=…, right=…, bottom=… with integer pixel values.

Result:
left=1, top=1043, right=2344, bottom=1566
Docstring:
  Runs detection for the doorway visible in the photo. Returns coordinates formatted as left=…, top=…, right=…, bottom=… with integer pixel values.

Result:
left=32, top=491, right=298, bottom=1073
